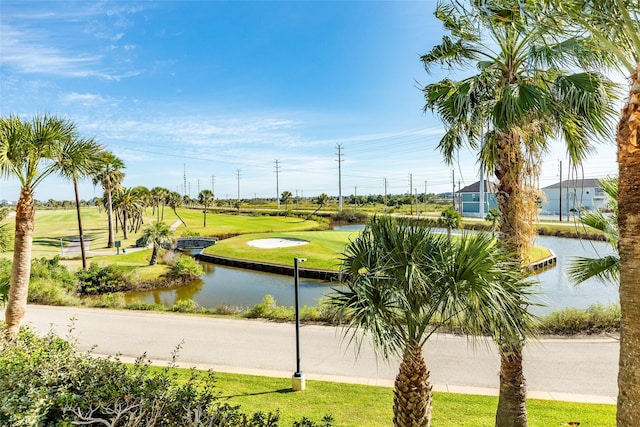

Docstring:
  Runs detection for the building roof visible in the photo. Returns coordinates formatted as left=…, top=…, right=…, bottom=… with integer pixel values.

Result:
left=457, top=180, right=498, bottom=193
left=542, top=178, right=603, bottom=190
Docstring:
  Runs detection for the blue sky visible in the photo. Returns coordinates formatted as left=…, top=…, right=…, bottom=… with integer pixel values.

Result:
left=0, top=1, right=618, bottom=203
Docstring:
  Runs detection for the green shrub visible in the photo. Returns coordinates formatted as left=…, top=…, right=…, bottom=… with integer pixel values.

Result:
left=0, top=224, right=12, bottom=252
left=246, top=295, right=279, bottom=319
left=75, top=262, right=131, bottom=295
left=165, top=256, right=204, bottom=280
left=126, top=301, right=168, bottom=311
left=330, top=210, right=367, bottom=224
left=0, top=326, right=333, bottom=426
left=27, top=257, right=78, bottom=305
left=245, top=295, right=332, bottom=323
left=31, top=256, right=76, bottom=289
left=0, top=259, right=10, bottom=306
left=539, top=304, right=621, bottom=335
left=171, top=298, right=200, bottom=312
left=180, top=229, right=201, bottom=237
left=89, top=292, right=126, bottom=308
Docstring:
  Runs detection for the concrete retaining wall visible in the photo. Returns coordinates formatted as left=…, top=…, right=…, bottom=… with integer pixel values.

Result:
left=529, top=250, right=558, bottom=271
left=195, top=254, right=339, bottom=281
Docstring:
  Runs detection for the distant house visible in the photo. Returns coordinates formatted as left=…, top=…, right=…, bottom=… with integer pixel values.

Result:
left=457, top=180, right=498, bottom=218
left=540, top=178, right=609, bottom=215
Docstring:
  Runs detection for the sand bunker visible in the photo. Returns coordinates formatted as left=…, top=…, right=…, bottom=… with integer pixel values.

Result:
left=247, top=238, right=310, bottom=249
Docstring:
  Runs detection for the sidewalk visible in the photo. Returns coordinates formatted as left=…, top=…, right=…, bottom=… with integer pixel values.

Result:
left=21, top=305, right=619, bottom=405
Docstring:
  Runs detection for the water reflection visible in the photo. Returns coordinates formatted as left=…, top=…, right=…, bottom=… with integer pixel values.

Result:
left=124, top=263, right=334, bottom=308
left=529, top=236, right=618, bottom=315
left=124, top=227, right=619, bottom=315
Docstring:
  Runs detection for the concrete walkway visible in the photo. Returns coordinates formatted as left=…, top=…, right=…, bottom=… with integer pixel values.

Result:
left=60, top=219, right=183, bottom=257
left=21, top=305, right=619, bottom=404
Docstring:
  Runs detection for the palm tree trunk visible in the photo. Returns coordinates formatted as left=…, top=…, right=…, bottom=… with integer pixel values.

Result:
left=616, top=63, right=640, bottom=427
left=4, top=187, right=35, bottom=340
left=204, top=206, right=207, bottom=227
left=495, top=133, right=530, bottom=265
left=494, top=133, right=530, bottom=426
left=173, top=208, right=187, bottom=227
left=106, top=187, right=115, bottom=248
left=495, top=342, right=527, bottom=427
left=150, top=246, right=159, bottom=265
left=122, top=207, right=128, bottom=240
left=73, top=178, right=88, bottom=270
left=393, top=344, right=432, bottom=427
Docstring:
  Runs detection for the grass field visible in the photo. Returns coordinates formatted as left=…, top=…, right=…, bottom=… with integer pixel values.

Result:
left=203, top=230, right=360, bottom=270
left=204, top=230, right=553, bottom=271
left=0, top=208, right=322, bottom=260
left=1, top=208, right=552, bottom=274
left=167, top=370, right=615, bottom=427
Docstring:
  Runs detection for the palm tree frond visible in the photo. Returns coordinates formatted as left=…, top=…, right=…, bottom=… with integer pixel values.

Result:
left=568, top=255, right=619, bottom=285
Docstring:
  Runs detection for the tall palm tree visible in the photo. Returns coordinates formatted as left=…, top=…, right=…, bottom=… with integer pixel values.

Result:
left=280, top=191, right=292, bottom=211
left=437, top=206, right=461, bottom=239
left=568, top=177, right=619, bottom=285
left=57, top=137, right=103, bottom=270
left=167, top=191, right=187, bottom=227
left=198, top=189, right=214, bottom=227
left=421, top=2, right=616, bottom=425
left=92, top=152, right=125, bottom=248
left=512, top=1, right=639, bottom=423
left=305, top=193, right=329, bottom=220
left=112, top=187, right=145, bottom=240
left=130, top=186, right=152, bottom=232
left=329, top=217, right=534, bottom=427
left=142, top=221, right=174, bottom=266
left=0, top=115, right=77, bottom=339
left=150, top=187, right=169, bottom=222
left=537, top=2, right=639, bottom=423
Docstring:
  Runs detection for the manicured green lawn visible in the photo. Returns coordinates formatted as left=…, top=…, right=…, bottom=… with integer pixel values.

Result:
left=1, top=208, right=551, bottom=274
left=0, top=208, right=322, bottom=259
left=159, top=209, right=324, bottom=236
left=204, top=230, right=552, bottom=272
left=203, top=230, right=359, bottom=270
left=168, top=370, right=615, bottom=427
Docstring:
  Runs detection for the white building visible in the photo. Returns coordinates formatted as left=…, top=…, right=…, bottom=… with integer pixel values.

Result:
left=540, top=178, right=610, bottom=216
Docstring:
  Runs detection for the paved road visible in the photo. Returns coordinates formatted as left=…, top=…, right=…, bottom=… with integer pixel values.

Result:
left=21, top=305, right=619, bottom=404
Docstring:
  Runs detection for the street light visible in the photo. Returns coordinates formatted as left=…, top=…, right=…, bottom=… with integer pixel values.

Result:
left=292, top=257, right=306, bottom=391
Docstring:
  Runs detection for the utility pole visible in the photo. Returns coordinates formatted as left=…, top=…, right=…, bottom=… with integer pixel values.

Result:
left=336, top=144, right=343, bottom=212
left=452, top=170, right=456, bottom=209
left=410, top=174, right=414, bottom=215
left=183, top=164, right=187, bottom=196
left=424, top=180, right=428, bottom=213
left=383, top=178, right=388, bottom=213
left=458, top=180, right=462, bottom=213
left=197, top=179, right=200, bottom=195
left=188, top=182, right=191, bottom=198
left=211, top=175, right=215, bottom=193
left=237, top=169, right=241, bottom=204
left=274, top=159, right=281, bottom=210
left=295, top=189, right=299, bottom=210
left=354, top=186, right=357, bottom=209
left=559, top=160, right=563, bottom=222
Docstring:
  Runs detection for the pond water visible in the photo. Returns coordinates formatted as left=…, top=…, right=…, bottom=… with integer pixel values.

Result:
left=530, top=235, right=617, bottom=314
left=124, top=262, right=333, bottom=309
left=124, top=227, right=619, bottom=315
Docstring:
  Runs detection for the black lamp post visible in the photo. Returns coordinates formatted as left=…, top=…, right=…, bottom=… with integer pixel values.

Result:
left=292, top=257, right=306, bottom=391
